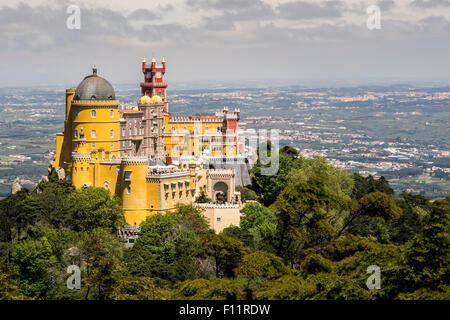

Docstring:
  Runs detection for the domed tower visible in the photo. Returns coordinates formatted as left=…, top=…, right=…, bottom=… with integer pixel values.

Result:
left=71, top=66, right=120, bottom=159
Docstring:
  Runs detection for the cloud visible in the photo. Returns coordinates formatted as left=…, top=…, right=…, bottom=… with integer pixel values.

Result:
left=0, top=1, right=449, bottom=86
left=411, top=0, right=450, bottom=7
left=127, top=8, right=160, bottom=20
left=186, top=0, right=267, bottom=11
left=377, top=0, right=396, bottom=10
left=276, top=1, right=343, bottom=20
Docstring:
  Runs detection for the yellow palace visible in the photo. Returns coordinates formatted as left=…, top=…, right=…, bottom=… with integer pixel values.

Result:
left=52, top=59, right=242, bottom=233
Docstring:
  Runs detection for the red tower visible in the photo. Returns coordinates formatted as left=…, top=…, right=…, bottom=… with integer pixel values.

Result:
left=140, top=57, right=168, bottom=112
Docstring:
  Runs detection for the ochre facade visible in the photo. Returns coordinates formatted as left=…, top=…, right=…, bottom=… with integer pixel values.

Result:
left=52, top=59, right=242, bottom=231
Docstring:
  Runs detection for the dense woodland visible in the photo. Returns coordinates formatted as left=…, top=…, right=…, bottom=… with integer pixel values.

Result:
left=0, top=146, right=448, bottom=300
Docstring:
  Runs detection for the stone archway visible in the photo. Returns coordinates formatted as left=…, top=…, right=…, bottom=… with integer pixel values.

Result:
left=213, top=181, right=229, bottom=202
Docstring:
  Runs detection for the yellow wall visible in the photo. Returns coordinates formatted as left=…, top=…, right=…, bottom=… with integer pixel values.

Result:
left=199, top=205, right=241, bottom=233
left=164, top=119, right=237, bottom=157
left=71, top=100, right=120, bottom=158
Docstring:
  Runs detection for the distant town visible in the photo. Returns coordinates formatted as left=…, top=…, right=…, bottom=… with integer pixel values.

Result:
left=0, top=84, right=448, bottom=199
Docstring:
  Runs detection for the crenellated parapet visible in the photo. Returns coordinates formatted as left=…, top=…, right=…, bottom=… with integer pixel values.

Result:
left=71, top=100, right=119, bottom=106
left=195, top=203, right=240, bottom=209
left=121, top=157, right=149, bottom=165
left=72, top=153, right=92, bottom=161
left=207, top=169, right=235, bottom=178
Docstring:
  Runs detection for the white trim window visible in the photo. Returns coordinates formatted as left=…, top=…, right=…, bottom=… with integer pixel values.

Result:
left=91, top=130, right=96, bottom=138
left=110, top=109, right=114, bottom=118
left=91, top=110, right=96, bottom=118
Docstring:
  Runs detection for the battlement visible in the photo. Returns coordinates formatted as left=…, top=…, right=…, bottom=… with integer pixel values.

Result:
left=121, top=157, right=149, bottom=164
left=195, top=203, right=240, bottom=209
left=72, top=153, right=91, bottom=161
left=71, top=100, right=119, bottom=106
left=208, top=169, right=235, bottom=177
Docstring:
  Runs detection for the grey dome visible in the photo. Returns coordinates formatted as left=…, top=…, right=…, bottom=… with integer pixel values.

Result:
left=73, top=67, right=115, bottom=101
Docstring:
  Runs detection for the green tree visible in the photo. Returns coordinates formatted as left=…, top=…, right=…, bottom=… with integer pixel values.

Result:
left=175, top=278, right=245, bottom=300
left=0, top=262, right=29, bottom=300
left=287, top=156, right=354, bottom=198
left=195, top=186, right=212, bottom=203
left=337, top=192, right=401, bottom=239
left=390, top=192, right=430, bottom=244
left=299, top=254, right=333, bottom=279
left=11, top=237, right=57, bottom=298
left=80, top=228, right=124, bottom=300
left=125, top=206, right=211, bottom=283
left=351, top=174, right=393, bottom=200
left=0, top=189, right=31, bottom=242
left=235, top=251, right=290, bottom=281
left=203, top=233, right=246, bottom=278
left=272, top=176, right=353, bottom=263
left=68, top=187, right=124, bottom=233
left=236, top=186, right=258, bottom=202
left=399, top=199, right=450, bottom=294
left=124, top=212, right=178, bottom=281
left=240, top=202, right=277, bottom=251
left=250, top=152, right=293, bottom=206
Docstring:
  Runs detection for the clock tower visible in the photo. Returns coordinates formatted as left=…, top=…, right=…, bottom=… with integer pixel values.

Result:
left=140, top=57, right=168, bottom=112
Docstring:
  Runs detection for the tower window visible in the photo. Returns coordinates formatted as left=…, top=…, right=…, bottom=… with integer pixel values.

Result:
left=91, top=110, right=96, bottom=118
left=74, top=129, right=78, bottom=138
left=92, top=142, right=96, bottom=149
left=91, top=130, right=96, bottom=138
left=126, top=186, right=131, bottom=194
left=110, top=129, right=114, bottom=138
left=110, top=110, right=114, bottom=118
left=111, top=142, right=114, bottom=149
left=74, top=111, right=79, bottom=119
left=104, top=181, right=109, bottom=189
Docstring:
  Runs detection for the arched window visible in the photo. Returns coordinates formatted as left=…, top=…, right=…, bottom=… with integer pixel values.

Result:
left=104, top=181, right=109, bottom=189
left=110, top=109, right=114, bottom=118
left=91, top=110, right=96, bottom=118
left=110, top=129, right=114, bottom=138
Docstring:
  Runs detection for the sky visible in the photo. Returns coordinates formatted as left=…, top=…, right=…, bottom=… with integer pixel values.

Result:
left=0, top=0, right=449, bottom=88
